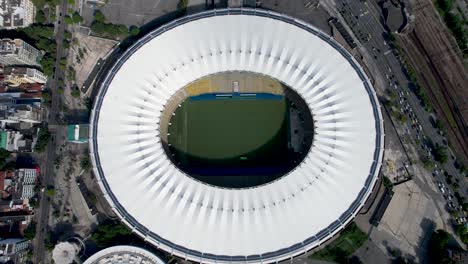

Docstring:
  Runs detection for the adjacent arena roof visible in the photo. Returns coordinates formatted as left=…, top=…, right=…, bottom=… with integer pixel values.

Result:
left=90, top=8, right=384, bottom=263
left=83, top=246, right=165, bottom=264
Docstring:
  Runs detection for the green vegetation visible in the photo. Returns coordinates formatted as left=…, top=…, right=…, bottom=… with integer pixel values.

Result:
left=386, top=34, right=432, bottom=112
left=94, top=10, right=105, bottom=23
left=80, top=155, right=92, bottom=171
left=90, top=221, right=132, bottom=248
left=177, top=0, right=189, bottom=13
left=64, top=30, right=72, bottom=40
left=67, top=67, right=76, bottom=82
left=64, top=15, right=73, bottom=24
left=23, top=223, right=36, bottom=240
left=428, top=229, right=454, bottom=263
left=129, top=25, right=140, bottom=36
left=434, top=119, right=444, bottom=130
left=45, top=186, right=55, bottom=197
left=45, top=233, right=55, bottom=251
left=310, top=223, right=368, bottom=263
left=434, top=0, right=467, bottom=57
left=433, top=145, right=448, bottom=164
left=91, top=10, right=129, bottom=39
left=31, top=0, right=59, bottom=8
left=390, top=110, right=407, bottom=124
left=36, top=9, right=47, bottom=24
left=382, top=175, right=394, bottom=192
left=41, top=90, right=52, bottom=106
left=67, top=0, right=75, bottom=4
left=169, top=99, right=288, bottom=167
left=15, top=25, right=57, bottom=76
left=455, top=224, right=468, bottom=245
left=72, top=11, right=83, bottom=23
left=0, top=149, right=11, bottom=170
left=35, top=127, right=51, bottom=152
left=422, top=157, right=435, bottom=170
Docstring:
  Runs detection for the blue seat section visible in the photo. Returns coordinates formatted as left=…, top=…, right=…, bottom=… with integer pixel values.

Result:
left=189, top=92, right=283, bottom=101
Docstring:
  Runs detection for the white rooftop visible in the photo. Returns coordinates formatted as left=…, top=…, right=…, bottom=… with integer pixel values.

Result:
left=90, top=8, right=384, bottom=264
left=83, top=246, right=165, bottom=264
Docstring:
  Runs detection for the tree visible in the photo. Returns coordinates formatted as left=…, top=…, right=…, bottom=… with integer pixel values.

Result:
left=0, top=149, right=11, bottom=170
left=72, top=12, right=83, bottom=23
left=434, top=145, right=448, bottom=164
left=31, top=0, right=59, bottom=8
left=71, top=89, right=80, bottom=98
left=34, top=127, right=51, bottom=152
left=94, top=10, right=106, bottom=23
left=45, top=186, right=55, bottom=197
left=90, top=221, right=132, bottom=248
left=455, top=224, right=468, bottom=245
left=64, top=30, right=72, bottom=40
left=462, top=202, right=468, bottom=211
left=62, top=40, right=70, bottom=49
left=80, top=155, right=91, bottom=171
left=177, top=0, right=188, bottom=13
left=36, top=9, right=46, bottom=24
left=129, top=25, right=140, bottom=36
left=64, top=15, right=73, bottom=24
left=91, top=21, right=129, bottom=39
left=428, top=229, right=452, bottom=264
left=23, top=223, right=36, bottom=240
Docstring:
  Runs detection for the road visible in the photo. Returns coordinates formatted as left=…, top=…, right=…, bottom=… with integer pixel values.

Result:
left=33, top=0, right=68, bottom=262
left=324, top=0, right=465, bottom=224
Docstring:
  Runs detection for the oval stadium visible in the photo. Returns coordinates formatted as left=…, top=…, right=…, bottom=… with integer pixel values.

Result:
left=89, top=8, right=384, bottom=264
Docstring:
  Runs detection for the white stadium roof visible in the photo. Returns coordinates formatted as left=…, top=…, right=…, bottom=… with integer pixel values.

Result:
left=83, top=246, right=165, bottom=264
left=90, top=8, right=384, bottom=264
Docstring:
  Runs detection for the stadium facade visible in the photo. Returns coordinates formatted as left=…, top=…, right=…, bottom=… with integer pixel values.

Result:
left=90, top=8, right=384, bottom=264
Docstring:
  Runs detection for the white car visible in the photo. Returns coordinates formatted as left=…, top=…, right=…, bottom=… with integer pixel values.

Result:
left=440, top=186, right=446, bottom=194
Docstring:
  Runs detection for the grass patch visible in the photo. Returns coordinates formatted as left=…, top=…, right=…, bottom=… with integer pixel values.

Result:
left=169, top=99, right=287, bottom=161
left=310, top=222, right=368, bottom=263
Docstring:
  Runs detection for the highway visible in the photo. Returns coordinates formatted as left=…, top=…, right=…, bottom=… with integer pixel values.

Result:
left=325, top=0, right=465, bottom=216
left=33, top=0, right=68, bottom=262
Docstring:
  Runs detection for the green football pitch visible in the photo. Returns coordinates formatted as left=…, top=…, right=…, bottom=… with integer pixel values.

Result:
left=167, top=98, right=289, bottom=171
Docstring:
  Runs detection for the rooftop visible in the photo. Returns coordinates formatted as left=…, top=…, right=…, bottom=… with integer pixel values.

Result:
left=0, top=0, right=34, bottom=28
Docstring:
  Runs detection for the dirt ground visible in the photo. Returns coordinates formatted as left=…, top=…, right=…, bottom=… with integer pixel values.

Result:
left=398, top=0, right=468, bottom=163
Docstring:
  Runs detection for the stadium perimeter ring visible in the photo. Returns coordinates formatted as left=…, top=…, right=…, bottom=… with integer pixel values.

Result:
left=90, top=8, right=384, bottom=264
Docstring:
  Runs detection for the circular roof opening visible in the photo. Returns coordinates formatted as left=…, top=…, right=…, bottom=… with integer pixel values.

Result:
left=161, top=71, right=313, bottom=188
left=90, top=9, right=384, bottom=264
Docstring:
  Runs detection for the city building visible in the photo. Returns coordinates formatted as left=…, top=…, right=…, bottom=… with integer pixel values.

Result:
left=0, top=93, right=41, bottom=107
left=0, top=238, right=30, bottom=263
left=3, top=66, right=47, bottom=86
left=0, top=168, right=37, bottom=232
left=0, top=104, right=42, bottom=125
left=0, top=129, right=33, bottom=152
left=67, top=124, right=89, bottom=143
left=0, top=169, right=37, bottom=201
left=52, top=242, right=81, bottom=264
left=17, top=168, right=37, bottom=199
left=0, top=38, right=41, bottom=66
left=90, top=9, right=384, bottom=264
left=83, top=246, right=165, bottom=264
left=0, top=0, right=35, bottom=28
